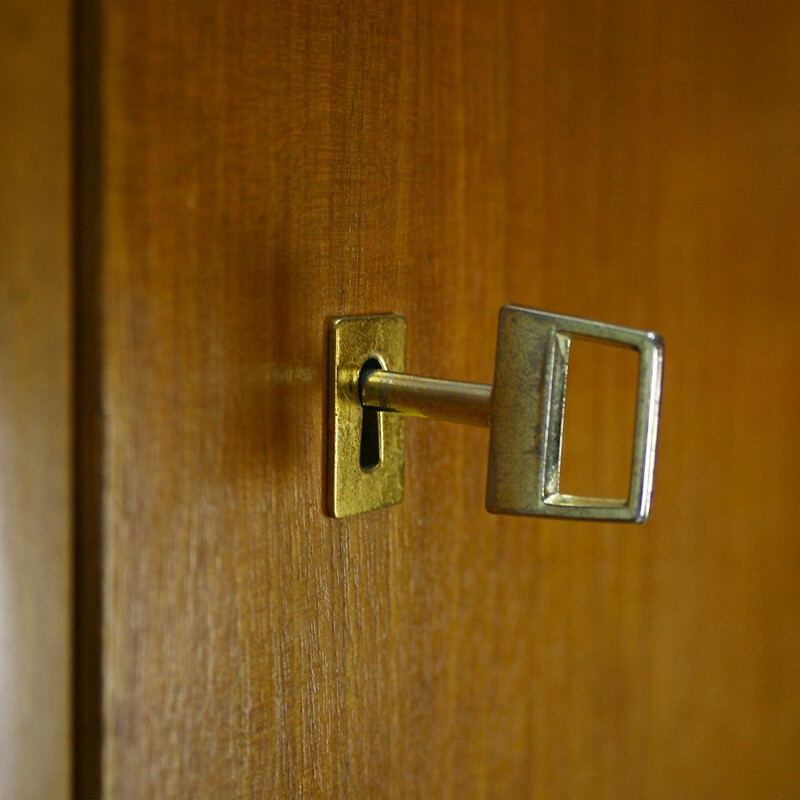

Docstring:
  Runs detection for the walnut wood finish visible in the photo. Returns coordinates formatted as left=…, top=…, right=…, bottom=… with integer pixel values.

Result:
left=76, top=0, right=800, bottom=797
left=0, top=0, right=71, bottom=796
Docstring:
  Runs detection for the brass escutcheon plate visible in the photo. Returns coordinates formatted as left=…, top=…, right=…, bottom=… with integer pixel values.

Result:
left=327, top=314, right=406, bottom=518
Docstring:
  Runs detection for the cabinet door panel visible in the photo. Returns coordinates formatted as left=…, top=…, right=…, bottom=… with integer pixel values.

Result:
left=76, top=1, right=800, bottom=797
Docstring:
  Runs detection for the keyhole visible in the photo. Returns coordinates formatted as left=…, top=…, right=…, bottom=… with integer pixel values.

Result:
left=358, top=358, right=383, bottom=471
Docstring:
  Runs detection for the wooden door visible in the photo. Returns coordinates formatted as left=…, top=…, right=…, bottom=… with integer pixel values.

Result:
left=75, top=0, right=800, bottom=797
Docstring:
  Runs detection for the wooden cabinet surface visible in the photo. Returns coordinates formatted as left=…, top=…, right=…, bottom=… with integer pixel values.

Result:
left=74, top=1, right=800, bottom=797
left=0, top=0, right=71, bottom=797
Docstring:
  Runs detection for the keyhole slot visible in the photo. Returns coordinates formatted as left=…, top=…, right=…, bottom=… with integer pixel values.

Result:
left=358, top=358, right=383, bottom=471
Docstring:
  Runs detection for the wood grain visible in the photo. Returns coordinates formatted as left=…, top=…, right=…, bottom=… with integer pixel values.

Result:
left=0, top=0, right=71, bottom=797
left=77, top=0, right=800, bottom=796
